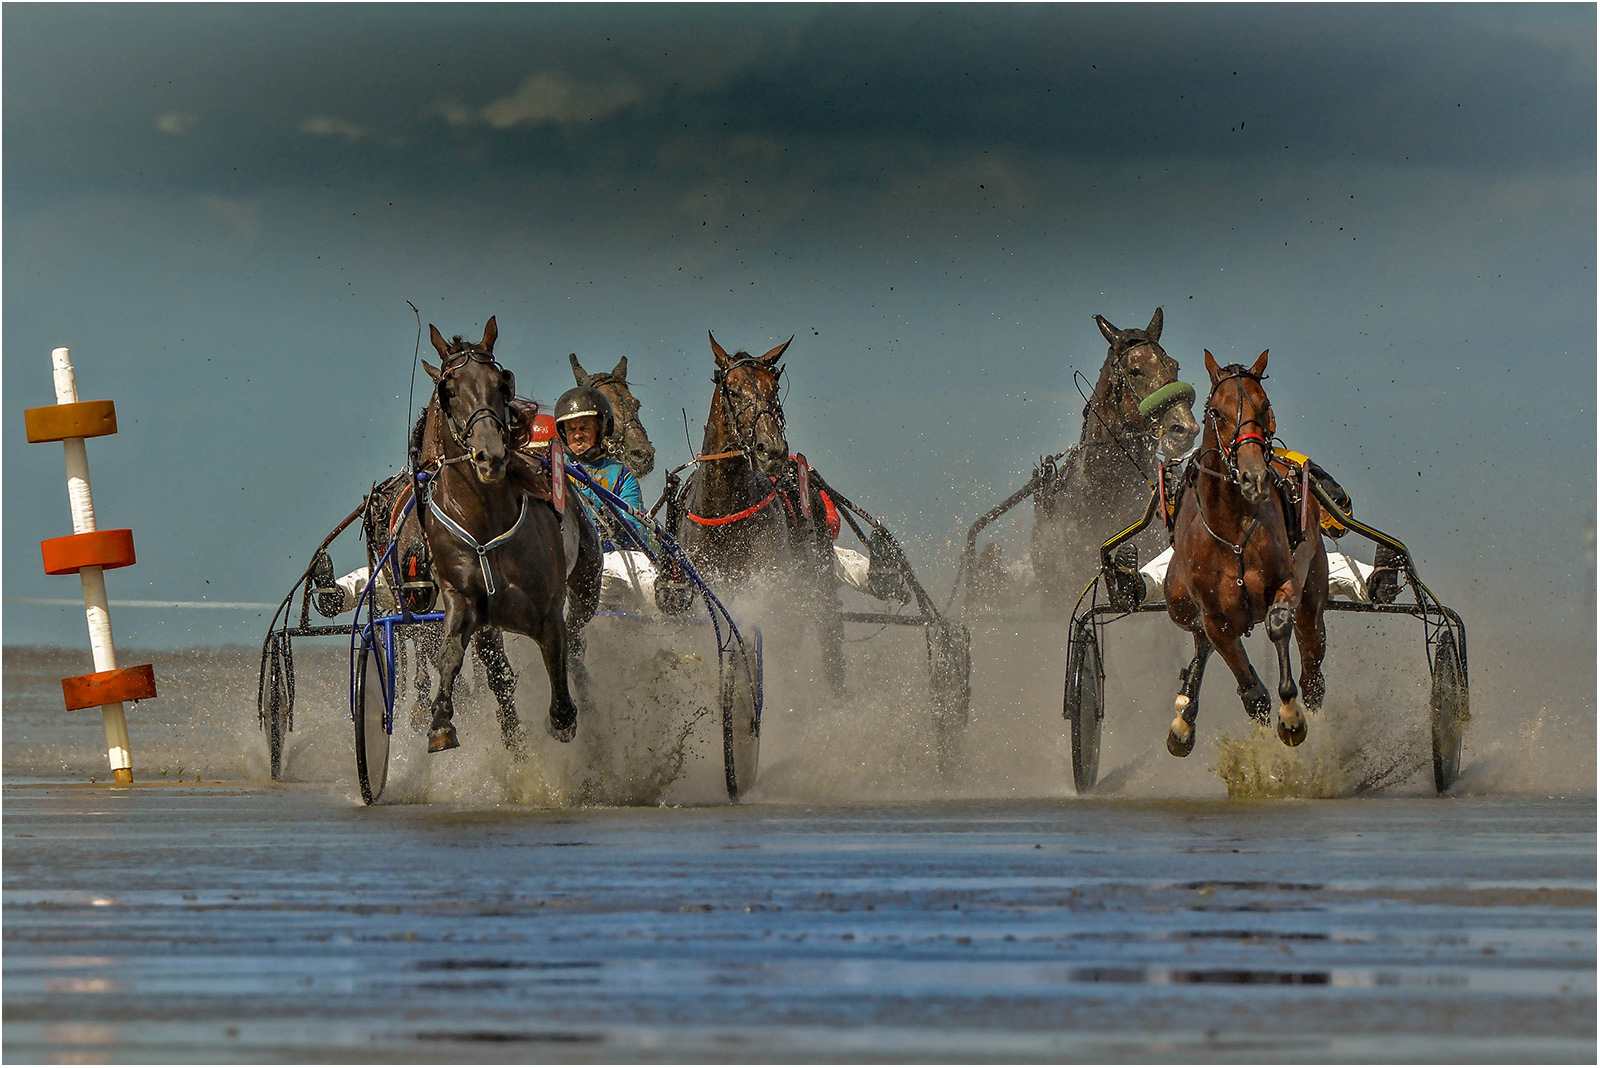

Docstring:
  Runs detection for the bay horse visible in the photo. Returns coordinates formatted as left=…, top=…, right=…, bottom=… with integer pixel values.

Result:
left=1030, top=308, right=1201, bottom=617
left=1163, top=349, right=1329, bottom=758
left=569, top=353, right=656, bottom=480
left=670, top=333, right=845, bottom=694
left=402, top=316, right=599, bottom=752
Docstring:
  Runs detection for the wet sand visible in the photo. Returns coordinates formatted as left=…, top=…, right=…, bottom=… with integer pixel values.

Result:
left=4, top=635, right=1595, bottom=1062
left=3, top=783, right=1593, bottom=1063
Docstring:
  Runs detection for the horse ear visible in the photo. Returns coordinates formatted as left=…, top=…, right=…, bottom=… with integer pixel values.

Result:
left=709, top=331, right=732, bottom=368
left=1095, top=315, right=1120, bottom=345
left=1250, top=349, right=1269, bottom=377
left=423, top=359, right=441, bottom=383
left=1204, top=349, right=1222, bottom=382
left=611, top=355, right=628, bottom=381
left=759, top=337, right=793, bottom=364
left=480, top=315, right=498, bottom=353
left=569, top=353, right=591, bottom=385
left=429, top=324, right=450, bottom=358
left=1146, top=307, right=1163, bottom=343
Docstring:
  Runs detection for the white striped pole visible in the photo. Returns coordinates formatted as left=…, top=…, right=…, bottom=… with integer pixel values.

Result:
left=26, top=348, right=155, bottom=784
left=54, top=350, right=132, bottom=782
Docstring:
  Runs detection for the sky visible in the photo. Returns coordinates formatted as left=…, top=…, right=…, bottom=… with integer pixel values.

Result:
left=4, top=3, right=1594, bottom=649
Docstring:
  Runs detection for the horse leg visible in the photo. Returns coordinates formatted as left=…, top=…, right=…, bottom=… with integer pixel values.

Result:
left=427, top=593, right=479, bottom=753
left=534, top=610, right=579, bottom=743
left=1295, top=601, right=1327, bottom=713
left=1167, top=633, right=1213, bottom=758
left=1267, top=587, right=1308, bottom=747
left=1207, top=627, right=1273, bottom=727
left=472, top=628, right=525, bottom=758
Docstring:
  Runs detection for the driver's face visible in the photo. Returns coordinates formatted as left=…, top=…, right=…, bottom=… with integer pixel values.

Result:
left=563, top=414, right=602, bottom=455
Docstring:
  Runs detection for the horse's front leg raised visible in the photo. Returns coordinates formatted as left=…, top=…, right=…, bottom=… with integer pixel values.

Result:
left=427, top=591, right=481, bottom=753
left=472, top=628, right=525, bottom=758
left=1267, top=581, right=1308, bottom=747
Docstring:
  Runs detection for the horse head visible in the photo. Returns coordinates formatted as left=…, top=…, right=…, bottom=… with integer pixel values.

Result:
left=570, top=353, right=655, bottom=478
left=1093, top=307, right=1201, bottom=457
left=424, top=316, right=516, bottom=484
left=708, top=332, right=791, bottom=480
left=1202, top=347, right=1276, bottom=507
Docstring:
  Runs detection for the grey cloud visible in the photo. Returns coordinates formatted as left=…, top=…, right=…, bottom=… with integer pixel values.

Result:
left=300, top=116, right=367, bottom=141
left=155, top=111, right=196, bottom=136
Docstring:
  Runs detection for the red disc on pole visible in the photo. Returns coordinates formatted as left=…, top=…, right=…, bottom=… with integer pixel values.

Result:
left=62, top=664, right=157, bottom=711
left=41, top=529, right=136, bottom=575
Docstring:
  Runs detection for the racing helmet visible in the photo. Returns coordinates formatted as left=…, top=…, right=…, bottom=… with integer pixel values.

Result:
left=553, top=386, right=616, bottom=440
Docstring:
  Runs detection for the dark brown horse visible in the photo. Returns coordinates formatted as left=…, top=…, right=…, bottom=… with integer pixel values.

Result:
left=569, top=353, right=656, bottom=479
left=1162, top=349, right=1328, bottom=757
left=1030, top=308, right=1200, bottom=617
left=669, top=333, right=845, bottom=694
left=408, top=317, right=599, bottom=752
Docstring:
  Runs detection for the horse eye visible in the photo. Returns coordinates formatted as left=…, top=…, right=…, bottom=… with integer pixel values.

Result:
left=1128, top=367, right=1143, bottom=377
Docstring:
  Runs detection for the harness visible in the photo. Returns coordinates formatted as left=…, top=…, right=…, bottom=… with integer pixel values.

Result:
left=1185, top=364, right=1278, bottom=612
left=682, top=355, right=793, bottom=529
left=417, top=345, right=528, bottom=600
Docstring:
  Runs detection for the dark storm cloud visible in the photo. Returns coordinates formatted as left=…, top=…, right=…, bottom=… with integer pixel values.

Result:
left=6, top=4, right=1591, bottom=205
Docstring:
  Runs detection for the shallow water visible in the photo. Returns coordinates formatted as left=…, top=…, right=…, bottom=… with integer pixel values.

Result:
left=3, top=635, right=1595, bottom=1062
left=3, top=786, right=1593, bottom=1062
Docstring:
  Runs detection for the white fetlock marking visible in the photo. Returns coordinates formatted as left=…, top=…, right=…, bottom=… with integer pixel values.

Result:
left=1174, top=694, right=1190, bottom=714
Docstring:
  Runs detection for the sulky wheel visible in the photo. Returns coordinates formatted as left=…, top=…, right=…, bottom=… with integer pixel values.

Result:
left=1063, top=619, right=1105, bottom=794
left=352, top=629, right=393, bottom=805
left=260, top=635, right=294, bottom=782
left=720, top=631, right=762, bottom=800
left=1429, top=627, right=1469, bottom=794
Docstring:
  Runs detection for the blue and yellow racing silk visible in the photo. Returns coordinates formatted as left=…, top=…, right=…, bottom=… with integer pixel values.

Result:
left=570, top=455, right=647, bottom=551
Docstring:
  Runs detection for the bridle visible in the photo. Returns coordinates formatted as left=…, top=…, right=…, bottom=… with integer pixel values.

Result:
left=712, top=356, right=787, bottom=464
left=434, top=347, right=514, bottom=456
left=1089, top=338, right=1181, bottom=431
left=1200, top=365, right=1274, bottom=484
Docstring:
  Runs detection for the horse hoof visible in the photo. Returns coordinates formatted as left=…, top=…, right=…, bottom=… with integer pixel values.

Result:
left=1277, top=702, right=1307, bottom=747
left=1166, top=718, right=1196, bottom=758
left=427, top=724, right=460, bottom=753
left=546, top=708, right=577, bottom=744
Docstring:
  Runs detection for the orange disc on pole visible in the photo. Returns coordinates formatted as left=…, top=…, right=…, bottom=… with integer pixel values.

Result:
left=62, top=664, right=157, bottom=711
left=24, top=399, right=117, bottom=443
left=41, top=529, right=136, bottom=575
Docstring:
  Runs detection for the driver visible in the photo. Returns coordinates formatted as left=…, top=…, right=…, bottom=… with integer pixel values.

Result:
left=546, top=387, right=661, bottom=614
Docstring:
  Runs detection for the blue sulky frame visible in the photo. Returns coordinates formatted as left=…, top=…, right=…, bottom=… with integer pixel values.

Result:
left=331, top=461, right=764, bottom=805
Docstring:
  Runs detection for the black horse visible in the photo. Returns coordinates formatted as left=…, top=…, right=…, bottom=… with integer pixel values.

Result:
left=1030, top=308, right=1200, bottom=617
left=668, top=333, right=845, bottom=695
left=392, top=317, right=601, bottom=752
